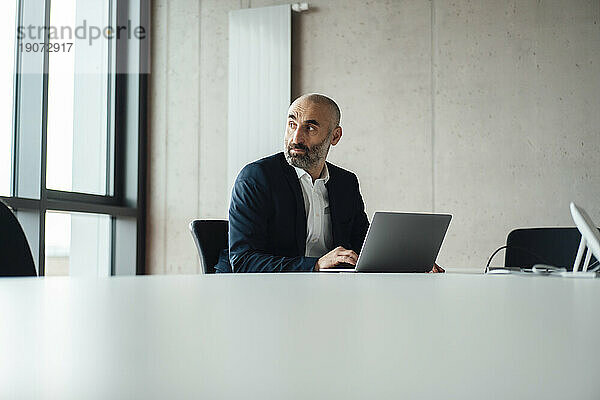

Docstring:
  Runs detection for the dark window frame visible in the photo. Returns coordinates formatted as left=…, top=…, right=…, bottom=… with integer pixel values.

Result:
left=1, top=0, right=148, bottom=276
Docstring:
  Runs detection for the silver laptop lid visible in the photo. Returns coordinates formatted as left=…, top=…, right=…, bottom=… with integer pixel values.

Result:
left=356, top=212, right=452, bottom=273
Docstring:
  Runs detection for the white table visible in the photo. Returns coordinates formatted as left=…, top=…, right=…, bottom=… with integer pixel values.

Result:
left=2, top=273, right=600, bottom=399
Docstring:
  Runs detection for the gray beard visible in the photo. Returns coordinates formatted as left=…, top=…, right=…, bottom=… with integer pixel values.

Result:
left=284, top=135, right=330, bottom=171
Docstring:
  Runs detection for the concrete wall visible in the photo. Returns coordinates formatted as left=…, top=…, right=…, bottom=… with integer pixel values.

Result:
left=147, top=0, right=201, bottom=274
left=147, top=0, right=600, bottom=274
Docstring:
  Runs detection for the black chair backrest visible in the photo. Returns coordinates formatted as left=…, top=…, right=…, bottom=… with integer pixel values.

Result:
left=189, top=220, right=228, bottom=274
left=0, top=200, right=37, bottom=276
left=505, top=227, right=598, bottom=270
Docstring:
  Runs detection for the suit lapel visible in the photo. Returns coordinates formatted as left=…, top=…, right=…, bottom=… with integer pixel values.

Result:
left=279, top=153, right=307, bottom=255
left=325, top=162, right=338, bottom=245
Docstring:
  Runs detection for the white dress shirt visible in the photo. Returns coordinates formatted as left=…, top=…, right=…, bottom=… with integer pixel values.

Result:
left=294, top=164, right=333, bottom=258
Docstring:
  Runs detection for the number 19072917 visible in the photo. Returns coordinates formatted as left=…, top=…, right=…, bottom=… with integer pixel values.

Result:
left=19, top=42, right=73, bottom=53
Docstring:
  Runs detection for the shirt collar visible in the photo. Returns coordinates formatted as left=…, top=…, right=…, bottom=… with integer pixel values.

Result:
left=294, top=163, right=330, bottom=184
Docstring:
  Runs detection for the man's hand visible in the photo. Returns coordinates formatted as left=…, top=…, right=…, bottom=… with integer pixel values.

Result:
left=315, top=246, right=358, bottom=271
left=428, top=263, right=445, bottom=273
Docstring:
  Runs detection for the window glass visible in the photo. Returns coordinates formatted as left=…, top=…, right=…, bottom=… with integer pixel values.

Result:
left=45, top=211, right=71, bottom=276
left=45, top=211, right=111, bottom=276
left=46, top=0, right=113, bottom=195
left=0, top=0, right=18, bottom=196
left=46, top=0, right=75, bottom=192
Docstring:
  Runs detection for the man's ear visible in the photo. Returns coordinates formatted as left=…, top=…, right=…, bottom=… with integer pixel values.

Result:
left=330, top=126, right=342, bottom=146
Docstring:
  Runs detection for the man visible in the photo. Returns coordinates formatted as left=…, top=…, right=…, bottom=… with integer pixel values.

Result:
left=227, top=94, right=444, bottom=273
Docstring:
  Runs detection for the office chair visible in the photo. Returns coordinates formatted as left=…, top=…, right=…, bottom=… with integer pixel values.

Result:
left=0, top=200, right=37, bottom=276
left=504, top=227, right=598, bottom=271
left=189, top=220, right=230, bottom=274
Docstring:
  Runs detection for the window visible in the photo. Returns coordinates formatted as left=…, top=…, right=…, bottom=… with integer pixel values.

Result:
left=45, top=211, right=111, bottom=277
left=44, top=211, right=70, bottom=276
left=1, top=0, right=148, bottom=276
left=46, top=0, right=115, bottom=195
left=46, top=0, right=75, bottom=193
left=0, top=0, right=18, bottom=196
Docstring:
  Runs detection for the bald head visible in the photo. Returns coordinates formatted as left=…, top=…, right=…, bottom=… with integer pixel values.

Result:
left=284, top=93, right=344, bottom=176
left=289, top=93, right=341, bottom=132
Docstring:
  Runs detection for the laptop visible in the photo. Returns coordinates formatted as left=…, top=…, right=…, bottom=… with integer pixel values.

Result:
left=321, top=211, right=452, bottom=273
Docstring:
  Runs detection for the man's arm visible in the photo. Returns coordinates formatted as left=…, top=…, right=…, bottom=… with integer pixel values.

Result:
left=350, top=175, right=369, bottom=254
left=229, top=175, right=318, bottom=273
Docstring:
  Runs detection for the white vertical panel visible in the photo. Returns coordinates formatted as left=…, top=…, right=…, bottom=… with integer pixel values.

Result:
left=228, top=5, right=291, bottom=190
left=70, top=214, right=111, bottom=277
left=72, top=0, right=111, bottom=195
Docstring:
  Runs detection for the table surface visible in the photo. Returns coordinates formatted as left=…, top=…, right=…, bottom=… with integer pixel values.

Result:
left=2, top=272, right=600, bottom=399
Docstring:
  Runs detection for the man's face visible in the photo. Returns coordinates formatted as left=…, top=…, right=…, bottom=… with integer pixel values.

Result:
left=284, top=100, right=335, bottom=170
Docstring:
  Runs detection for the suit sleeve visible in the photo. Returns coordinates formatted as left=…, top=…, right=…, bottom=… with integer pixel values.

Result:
left=228, top=174, right=318, bottom=273
left=350, top=175, right=369, bottom=255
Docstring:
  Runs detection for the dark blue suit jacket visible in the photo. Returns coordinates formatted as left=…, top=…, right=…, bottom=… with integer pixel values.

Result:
left=228, top=152, right=369, bottom=273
